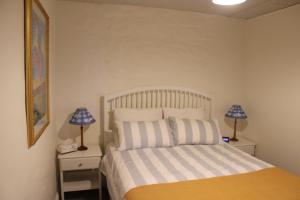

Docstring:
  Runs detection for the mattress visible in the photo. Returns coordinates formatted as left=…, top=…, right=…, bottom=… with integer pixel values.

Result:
left=101, top=143, right=272, bottom=199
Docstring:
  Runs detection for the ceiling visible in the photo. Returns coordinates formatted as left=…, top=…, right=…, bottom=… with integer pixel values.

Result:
left=66, top=0, right=300, bottom=19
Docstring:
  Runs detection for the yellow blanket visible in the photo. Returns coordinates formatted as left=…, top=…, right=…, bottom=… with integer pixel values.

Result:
left=125, top=168, right=300, bottom=200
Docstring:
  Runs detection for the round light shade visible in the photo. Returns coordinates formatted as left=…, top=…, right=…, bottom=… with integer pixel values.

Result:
left=212, top=0, right=247, bottom=5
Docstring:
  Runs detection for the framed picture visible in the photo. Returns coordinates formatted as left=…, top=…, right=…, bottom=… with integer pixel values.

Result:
left=25, top=0, right=50, bottom=147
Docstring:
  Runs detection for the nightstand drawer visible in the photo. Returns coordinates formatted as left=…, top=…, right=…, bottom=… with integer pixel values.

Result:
left=60, top=157, right=100, bottom=171
left=236, top=145, right=255, bottom=156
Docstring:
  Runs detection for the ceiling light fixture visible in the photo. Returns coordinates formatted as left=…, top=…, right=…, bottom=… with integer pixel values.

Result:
left=212, top=0, right=247, bottom=5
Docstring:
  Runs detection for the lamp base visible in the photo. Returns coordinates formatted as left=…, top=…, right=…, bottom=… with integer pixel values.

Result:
left=78, top=145, right=88, bottom=151
left=230, top=137, right=239, bottom=142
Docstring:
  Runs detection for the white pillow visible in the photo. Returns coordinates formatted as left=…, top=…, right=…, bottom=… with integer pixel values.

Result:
left=163, top=108, right=206, bottom=120
left=169, top=117, right=222, bottom=145
left=115, top=119, right=174, bottom=151
left=114, top=108, right=163, bottom=122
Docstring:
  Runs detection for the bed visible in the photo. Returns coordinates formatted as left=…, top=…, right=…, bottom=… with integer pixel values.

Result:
left=100, top=87, right=300, bottom=200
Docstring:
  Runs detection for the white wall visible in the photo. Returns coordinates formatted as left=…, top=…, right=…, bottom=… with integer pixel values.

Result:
left=244, top=5, right=300, bottom=175
left=0, top=0, right=57, bottom=199
left=56, top=2, right=300, bottom=176
left=55, top=1, right=245, bottom=145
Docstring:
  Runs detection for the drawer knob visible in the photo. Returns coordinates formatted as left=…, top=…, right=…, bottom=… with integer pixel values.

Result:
left=78, top=163, right=83, bottom=167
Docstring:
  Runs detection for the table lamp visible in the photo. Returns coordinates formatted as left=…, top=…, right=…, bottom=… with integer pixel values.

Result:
left=225, top=105, right=247, bottom=141
left=69, top=108, right=95, bottom=151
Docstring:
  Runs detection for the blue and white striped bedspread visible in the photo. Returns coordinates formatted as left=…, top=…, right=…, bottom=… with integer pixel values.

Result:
left=102, top=144, right=272, bottom=199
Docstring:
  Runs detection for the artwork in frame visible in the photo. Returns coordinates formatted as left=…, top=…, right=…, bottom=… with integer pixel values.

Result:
left=25, top=0, right=50, bottom=147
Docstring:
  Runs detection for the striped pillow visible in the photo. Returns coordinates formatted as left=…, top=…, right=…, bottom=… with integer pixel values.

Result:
left=169, top=117, right=222, bottom=145
left=115, top=119, right=175, bottom=151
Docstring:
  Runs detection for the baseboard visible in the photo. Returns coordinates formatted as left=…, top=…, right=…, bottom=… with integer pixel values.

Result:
left=55, top=192, right=59, bottom=200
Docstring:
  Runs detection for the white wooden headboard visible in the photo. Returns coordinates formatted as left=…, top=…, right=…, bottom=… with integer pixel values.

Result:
left=102, top=86, right=212, bottom=147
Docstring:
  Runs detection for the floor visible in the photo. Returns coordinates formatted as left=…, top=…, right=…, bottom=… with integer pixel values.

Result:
left=65, top=188, right=109, bottom=200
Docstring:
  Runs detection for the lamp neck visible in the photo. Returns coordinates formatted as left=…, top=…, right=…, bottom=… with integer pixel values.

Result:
left=80, top=125, right=83, bottom=146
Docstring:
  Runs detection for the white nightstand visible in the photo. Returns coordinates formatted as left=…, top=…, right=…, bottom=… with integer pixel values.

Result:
left=229, top=137, right=256, bottom=156
left=58, top=144, right=102, bottom=200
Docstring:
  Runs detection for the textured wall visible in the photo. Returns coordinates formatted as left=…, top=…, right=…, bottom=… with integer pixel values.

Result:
left=0, top=0, right=57, bottom=199
left=55, top=1, right=245, bottom=145
left=244, top=5, right=300, bottom=175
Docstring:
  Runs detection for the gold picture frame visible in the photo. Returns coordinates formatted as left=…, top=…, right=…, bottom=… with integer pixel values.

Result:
left=25, top=0, right=50, bottom=148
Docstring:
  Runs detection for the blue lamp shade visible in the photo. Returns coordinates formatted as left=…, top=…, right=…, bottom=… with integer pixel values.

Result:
left=69, top=108, right=96, bottom=125
left=225, top=105, right=247, bottom=119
